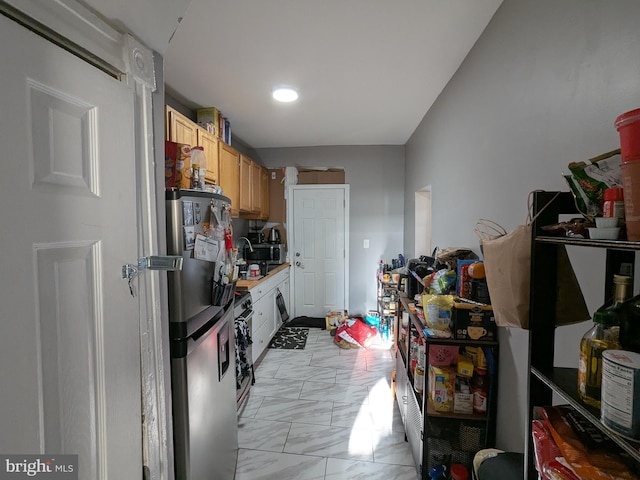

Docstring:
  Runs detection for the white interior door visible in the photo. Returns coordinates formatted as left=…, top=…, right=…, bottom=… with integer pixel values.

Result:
left=289, top=185, right=349, bottom=318
left=0, top=14, right=142, bottom=479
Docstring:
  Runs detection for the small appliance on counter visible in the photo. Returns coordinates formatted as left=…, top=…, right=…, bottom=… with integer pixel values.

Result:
left=268, top=227, right=281, bottom=244
left=246, top=231, right=264, bottom=244
left=244, top=243, right=286, bottom=265
left=247, top=220, right=267, bottom=244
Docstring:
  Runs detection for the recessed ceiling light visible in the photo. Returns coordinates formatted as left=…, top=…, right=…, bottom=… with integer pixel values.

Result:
left=272, top=87, right=298, bottom=103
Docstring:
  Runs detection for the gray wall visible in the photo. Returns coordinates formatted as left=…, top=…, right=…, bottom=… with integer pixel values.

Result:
left=257, top=146, right=405, bottom=315
left=404, top=0, right=640, bottom=450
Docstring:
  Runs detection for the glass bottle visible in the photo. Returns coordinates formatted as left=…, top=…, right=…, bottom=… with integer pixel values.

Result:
left=578, top=310, right=621, bottom=408
left=598, top=274, right=632, bottom=340
left=619, top=281, right=640, bottom=354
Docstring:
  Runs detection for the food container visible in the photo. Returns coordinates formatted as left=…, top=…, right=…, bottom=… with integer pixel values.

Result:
left=615, top=108, right=640, bottom=162
left=601, top=350, right=640, bottom=440
left=587, top=227, right=620, bottom=240
left=249, top=264, right=260, bottom=278
left=595, top=216, right=619, bottom=228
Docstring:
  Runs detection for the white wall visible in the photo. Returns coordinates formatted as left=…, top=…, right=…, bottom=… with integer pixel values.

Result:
left=257, top=145, right=405, bottom=315
left=404, top=0, right=640, bottom=450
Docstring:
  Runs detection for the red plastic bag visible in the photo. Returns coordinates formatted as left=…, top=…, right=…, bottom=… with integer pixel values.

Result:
left=336, top=319, right=377, bottom=348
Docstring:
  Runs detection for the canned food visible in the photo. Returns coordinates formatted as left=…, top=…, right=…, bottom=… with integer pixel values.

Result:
left=601, top=349, right=640, bottom=440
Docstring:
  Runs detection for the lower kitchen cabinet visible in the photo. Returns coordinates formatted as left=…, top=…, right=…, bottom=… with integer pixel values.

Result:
left=241, top=265, right=290, bottom=363
left=395, top=291, right=498, bottom=478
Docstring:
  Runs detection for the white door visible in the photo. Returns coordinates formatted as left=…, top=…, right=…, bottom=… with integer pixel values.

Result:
left=0, top=14, right=142, bottom=479
left=289, top=186, right=349, bottom=317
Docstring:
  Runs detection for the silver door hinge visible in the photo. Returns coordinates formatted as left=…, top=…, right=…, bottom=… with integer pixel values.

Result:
left=122, top=255, right=183, bottom=296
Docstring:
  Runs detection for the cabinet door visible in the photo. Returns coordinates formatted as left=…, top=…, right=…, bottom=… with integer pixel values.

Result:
left=218, top=142, right=239, bottom=217
left=167, top=106, right=197, bottom=146
left=252, top=289, right=276, bottom=362
left=238, top=155, right=252, bottom=212
left=197, top=128, right=219, bottom=185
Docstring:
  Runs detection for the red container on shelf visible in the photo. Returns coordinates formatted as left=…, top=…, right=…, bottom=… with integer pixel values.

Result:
left=603, top=187, right=624, bottom=220
left=615, top=108, right=640, bottom=162
left=450, top=464, right=469, bottom=480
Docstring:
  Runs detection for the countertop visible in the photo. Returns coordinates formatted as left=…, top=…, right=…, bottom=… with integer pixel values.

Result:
left=236, top=263, right=290, bottom=291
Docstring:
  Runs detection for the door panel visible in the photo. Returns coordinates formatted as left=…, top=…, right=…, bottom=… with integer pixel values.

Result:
left=0, top=15, right=141, bottom=479
left=291, top=187, right=347, bottom=317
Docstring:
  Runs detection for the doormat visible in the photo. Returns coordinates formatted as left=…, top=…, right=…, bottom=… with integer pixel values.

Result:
left=286, top=316, right=326, bottom=329
left=269, top=327, right=309, bottom=350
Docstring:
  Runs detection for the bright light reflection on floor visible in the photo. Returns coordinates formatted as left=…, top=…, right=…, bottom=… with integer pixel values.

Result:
left=348, top=371, right=395, bottom=454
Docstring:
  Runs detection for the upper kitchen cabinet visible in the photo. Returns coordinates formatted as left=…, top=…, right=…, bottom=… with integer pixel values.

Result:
left=243, top=166, right=270, bottom=221
left=219, top=142, right=240, bottom=217
left=239, top=154, right=253, bottom=213
left=166, top=105, right=196, bottom=146
left=166, top=106, right=220, bottom=186
left=197, top=129, right=219, bottom=185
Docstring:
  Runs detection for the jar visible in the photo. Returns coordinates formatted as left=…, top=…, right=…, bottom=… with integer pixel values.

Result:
left=249, top=264, right=260, bottom=278
left=414, top=365, right=424, bottom=394
left=603, top=187, right=624, bottom=221
left=471, top=368, right=489, bottom=414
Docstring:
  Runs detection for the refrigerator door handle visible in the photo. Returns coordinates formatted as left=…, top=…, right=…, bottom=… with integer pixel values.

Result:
left=122, top=255, right=183, bottom=296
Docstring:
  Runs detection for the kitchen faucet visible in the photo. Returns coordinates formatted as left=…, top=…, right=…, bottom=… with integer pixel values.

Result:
left=237, top=236, right=253, bottom=252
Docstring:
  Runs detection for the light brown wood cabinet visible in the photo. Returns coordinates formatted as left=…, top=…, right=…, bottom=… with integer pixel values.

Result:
left=239, top=154, right=253, bottom=213
left=165, top=105, right=270, bottom=220
left=218, top=142, right=240, bottom=217
left=250, top=161, right=261, bottom=213
left=197, top=129, right=219, bottom=185
left=166, top=106, right=220, bottom=186
left=243, top=166, right=271, bottom=221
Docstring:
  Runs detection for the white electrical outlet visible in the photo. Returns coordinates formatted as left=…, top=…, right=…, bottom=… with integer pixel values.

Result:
left=271, top=172, right=276, bottom=179
left=363, top=239, right=369, bottom=248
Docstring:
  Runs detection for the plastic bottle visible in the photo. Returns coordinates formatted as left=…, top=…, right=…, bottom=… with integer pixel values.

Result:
left=603, top=187, right=624, bottom=221
left=428, top=464, right=447, bottom=480
left=578, top=310, right=621, bottom=408
left=471, top=368, right=489, bottom=414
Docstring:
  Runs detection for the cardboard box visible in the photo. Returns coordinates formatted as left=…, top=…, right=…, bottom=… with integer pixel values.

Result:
left=165, top=141, right=192, bottom=189
left=196, top=107, right=219, bottom=136
left=454, top=376, right=474, bottom=414
left=325, top=310, right=348, bottom=330
left=453, top=301, right=496, bottom=341
left=428, top=365, right=455, bottom=412
left=297, top=168, right=345, bottom=184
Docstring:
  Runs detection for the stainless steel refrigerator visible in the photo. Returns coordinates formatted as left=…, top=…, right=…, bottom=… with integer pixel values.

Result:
left=165, top=189, right=238, bottom=480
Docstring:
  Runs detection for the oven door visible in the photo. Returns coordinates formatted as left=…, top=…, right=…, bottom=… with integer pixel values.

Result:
left=235, top=308, right=254, bottom=408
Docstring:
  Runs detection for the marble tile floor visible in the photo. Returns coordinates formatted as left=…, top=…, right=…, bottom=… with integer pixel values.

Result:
left=235, top=329, right=419, bottom=480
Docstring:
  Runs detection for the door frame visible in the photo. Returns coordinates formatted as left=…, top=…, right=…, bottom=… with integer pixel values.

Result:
left=1, top=1, right=168, bottom=479
left=286, top=184, right=350, bottom=318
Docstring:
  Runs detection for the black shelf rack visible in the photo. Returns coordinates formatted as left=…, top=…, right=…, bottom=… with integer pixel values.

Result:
left=397, top=292, right=499, bottom=477
left=527, top=191, right=640, bottom=479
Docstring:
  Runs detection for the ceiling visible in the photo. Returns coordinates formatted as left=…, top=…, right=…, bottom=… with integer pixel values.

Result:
left=90, top=0, right=503, bottom=149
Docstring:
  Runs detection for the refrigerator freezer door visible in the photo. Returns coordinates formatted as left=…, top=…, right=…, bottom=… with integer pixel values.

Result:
left=171, top=305, right=238, bottom=480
